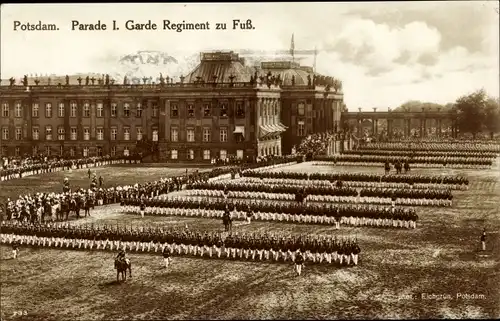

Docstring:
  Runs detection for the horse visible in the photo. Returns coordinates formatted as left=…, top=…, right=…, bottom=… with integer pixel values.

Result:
left=36, top=206, right=44, bottom=223
left=69, top=198, right=80, bottom=218
left=52, top=203, right=61, bottom=221
left=114, top=257, right=132, bottom=282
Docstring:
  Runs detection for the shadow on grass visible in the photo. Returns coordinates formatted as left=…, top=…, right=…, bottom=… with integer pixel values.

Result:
left=99, top=280, right=123, bottom=287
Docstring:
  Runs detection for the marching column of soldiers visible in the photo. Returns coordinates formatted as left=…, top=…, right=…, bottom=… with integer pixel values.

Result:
left=121, top=197, right=418, bottom=228
left=0, top=221, right=361, bottom=266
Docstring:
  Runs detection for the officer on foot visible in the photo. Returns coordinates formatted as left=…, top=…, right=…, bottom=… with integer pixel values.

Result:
left=12, top=240, right=19, bottom=259
left=481, top=228, right=486, bottom=251
left=294, top=249, right=305, bottom=276
left=163, top=245, right=172, bottom=269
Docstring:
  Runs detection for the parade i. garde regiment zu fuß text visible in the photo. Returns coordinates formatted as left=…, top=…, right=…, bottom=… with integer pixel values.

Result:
left=12, top=19, right=256, bottom=32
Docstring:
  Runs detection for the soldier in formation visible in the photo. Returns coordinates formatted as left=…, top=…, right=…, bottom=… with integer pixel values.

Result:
left=0, top=221, right=361, bottom=266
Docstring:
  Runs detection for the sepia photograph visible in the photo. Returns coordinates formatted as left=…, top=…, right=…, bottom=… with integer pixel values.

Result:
left=0, top=2, right=499, bottom=320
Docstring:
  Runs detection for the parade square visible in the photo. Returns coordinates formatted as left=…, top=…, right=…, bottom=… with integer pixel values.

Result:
left=1, top=161, right=498, bottom=319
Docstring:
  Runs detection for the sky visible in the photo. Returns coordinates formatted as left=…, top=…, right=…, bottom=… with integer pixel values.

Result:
left=1, top=2, right=499, bottom=111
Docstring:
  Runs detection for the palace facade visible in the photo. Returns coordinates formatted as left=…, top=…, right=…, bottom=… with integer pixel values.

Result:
left=0, top=51, right=344, bottom=161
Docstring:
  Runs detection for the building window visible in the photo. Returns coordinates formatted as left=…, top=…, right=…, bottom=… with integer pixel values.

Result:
left=298, top=120, right=305, bottom=136
left=152, top=129, right=158, bottom=142
left=83, top=103, right=90, bottom=117
left=83, top=147, right=89, bottom=157
left=70, top=102, right=77, bottom=117
left=136, top=103, right=142, bottom=118
left=45, top=146, right=51, bottom=156
left=58, top=103, right=65, bottom=117
left=32, top=127, right=39, bottom=140
left=237, top=150, right=244, bottom=159
left=124, top=103, right=130, bottom=117
left=45, top=103, right=52, bottom=118
left=33, top=145, right=38, bottom=156
left=136, top=127, right=143, bottom=141
left=15, top=103, right=22, bottom=118
left=236, top=102, right=245, bottom=118
left=123, top=147, right=130, bottom=156
left=204, top=104, right=211, bottom=117
left=171, top=150, right=178, bottom=159
left=298, top=103, right=305, bottom=116
left=70, top=127, right=77, bottom=140
left=203, top=128, right=211, bottom=142
left=220, top=128, right=228, bottom=142
left=124, top=127, right=130, bottom=140
left=188, top=149, right=194, bottom=160
left=203, top=149, right=210, bottom=160
left=15, top=147, right=20, bottom=157
left=220, top=149, right=227, bottom=160
left=111, top=128, right=117, bottom=141
left=2, top=103, right=8, bottom=117
left=110, top=146, right=116, bottom=156
left=111, top=103, right=117, bottom=117
left=15, top=127, right=22, bottom=140
left=58, top=127, right=65, bottom=141
left=170, top=127, right=178, bottom=142
left=97, top=128, right=104, bottom=141
left=45, top=126, right=52, bottom=140
left=220, top=103, right=228, bottom=117
left=32, top=103, right=39, bottom=117
left=70, top=147, right=76, bottom=157
left=2, top=127, right=9, bottom=140
left=171, top=104, right=178, bottom=117
left=97, top=146, right=103, bottom=157
left=152, top=102, right=158, bottom=117
left=187, top=128, right=195, bottom=142
left=96, top=102, right=103, bottom=117
left=187, top=104, right=195, bottom=118
left=60, top=145, right=64, bottom=156
left=83, top=127, right=90, bottom=140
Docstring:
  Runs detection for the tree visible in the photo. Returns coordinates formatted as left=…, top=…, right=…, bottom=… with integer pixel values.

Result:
left=483, top=97, right=500, bottom=139
left=454, top=89, right=488, bottom=138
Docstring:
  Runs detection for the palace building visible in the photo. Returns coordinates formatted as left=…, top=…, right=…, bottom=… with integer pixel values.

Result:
left=0, top=51, right=344, bottom=161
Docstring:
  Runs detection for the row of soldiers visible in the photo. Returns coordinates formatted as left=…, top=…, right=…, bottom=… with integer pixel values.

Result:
left=184, top=189, right=452, bottom=207
left=345, top=149, right=497, bottom=159
left=238, top=177, right=463, bottom=191
left=242, top=170, right=469, bottom=185
left=188, top=181, right=358, bottom=197
left=188, top=181, right=453, bottom=200
left=0, top=222, right=361, bottom=265
left=122, top=197, right=419, bottom=224
left=328, top=154, right=493, bottom=166
left=0, top=155, right=133, bottom=181
left=360, top=142, right=500, bottom=153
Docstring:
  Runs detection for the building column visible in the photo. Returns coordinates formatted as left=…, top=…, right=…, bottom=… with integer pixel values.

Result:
left=371, top=119, right=376, bottom=135
left=437, top=119, right=442, bottom=137
left=387, top=119, right=393, bottom=139
left=357, top=119, right=362, bottom=136
left=405, top=119, right=411, bottom=137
